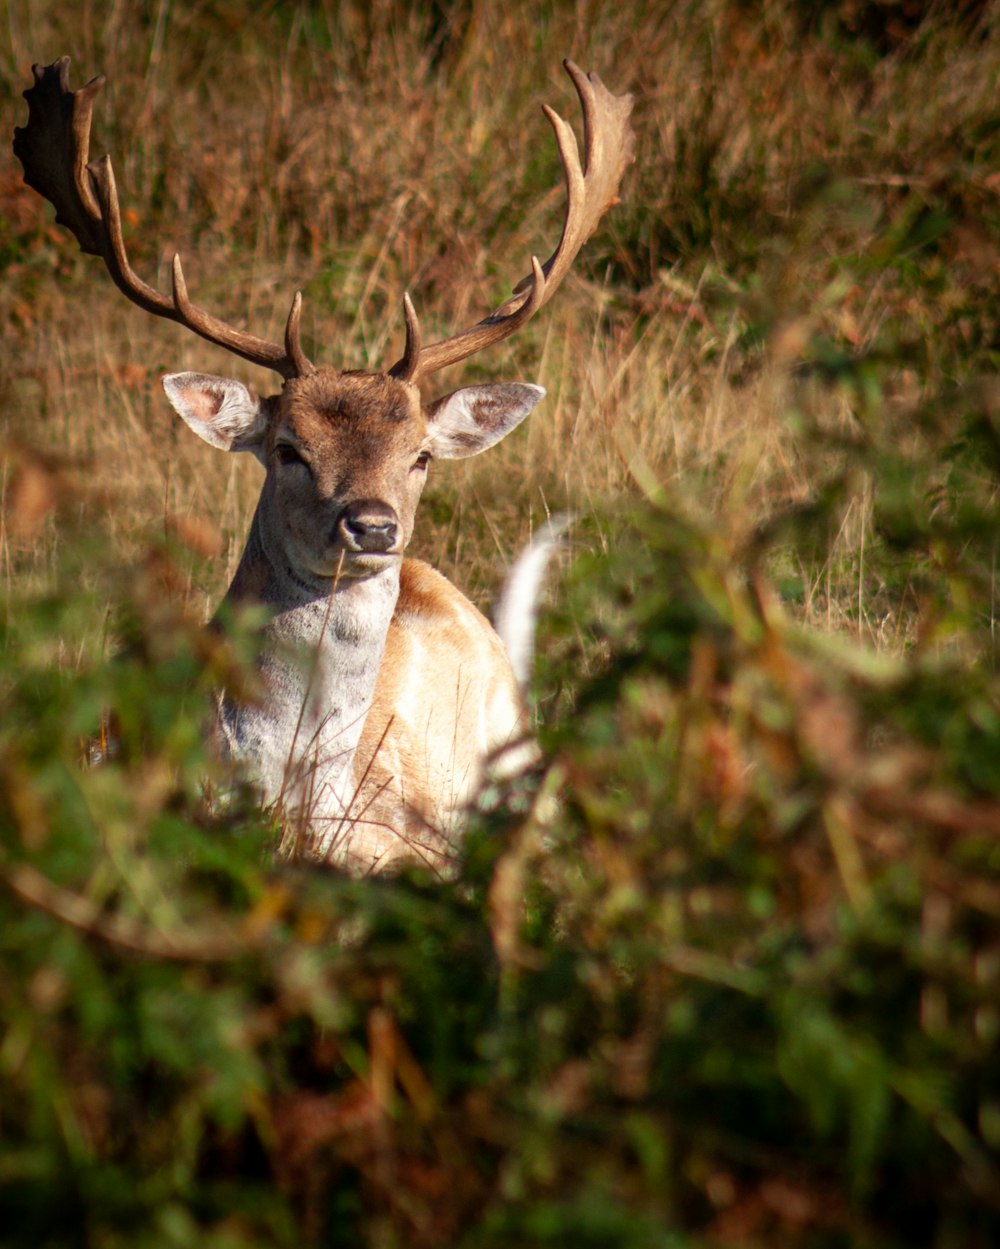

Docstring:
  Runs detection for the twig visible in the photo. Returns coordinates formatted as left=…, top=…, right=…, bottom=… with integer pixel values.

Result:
left=0, top=858, right=249, bottom=963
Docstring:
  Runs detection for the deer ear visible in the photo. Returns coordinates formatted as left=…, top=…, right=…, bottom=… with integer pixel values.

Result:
left=424, top=383, right=545, bottom=460
left=162, top=373, right=268, bottom=456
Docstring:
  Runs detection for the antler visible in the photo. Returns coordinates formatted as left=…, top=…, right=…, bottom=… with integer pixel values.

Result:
left=389, top=60, right=635, bottom=385
left=13, top=57, right=313, bottom=379
left=14, top=57, right=632, bottom=385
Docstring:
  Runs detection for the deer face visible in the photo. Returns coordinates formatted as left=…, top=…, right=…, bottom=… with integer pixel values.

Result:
left=163, top=368, right=543, bottom=586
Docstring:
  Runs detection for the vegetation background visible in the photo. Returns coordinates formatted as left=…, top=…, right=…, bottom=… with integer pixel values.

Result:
left=1, top=0, right=999, bottom=1244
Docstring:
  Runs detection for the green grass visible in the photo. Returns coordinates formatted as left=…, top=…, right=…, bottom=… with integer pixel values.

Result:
left=1, top=0, right=1000, bottom=1244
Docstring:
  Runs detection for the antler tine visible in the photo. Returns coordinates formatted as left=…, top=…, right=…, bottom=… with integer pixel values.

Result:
left=388, top=293, right=423, bottom=382
left=283, top=292, right=314, bottom=377
left=390, top=60, right=634, bottom=384
left=14, top=58, right=309, bottom=379
left=168, top=251, right=312, bottom=377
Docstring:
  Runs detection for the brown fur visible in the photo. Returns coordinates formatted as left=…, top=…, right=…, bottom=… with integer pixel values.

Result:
left=342, top=559, right=530, bottom=872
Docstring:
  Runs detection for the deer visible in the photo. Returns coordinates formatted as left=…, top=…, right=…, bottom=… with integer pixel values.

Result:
left=13, top=56, right=634, bottom=874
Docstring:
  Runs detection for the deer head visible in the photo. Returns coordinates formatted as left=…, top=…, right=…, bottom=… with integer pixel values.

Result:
left=163, top=368, right=543, bottom=585
left=14, top=57, right=634, bottom=586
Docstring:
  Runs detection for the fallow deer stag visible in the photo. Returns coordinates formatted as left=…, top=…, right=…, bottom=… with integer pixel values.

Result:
left=14, top=56, right=634, bottom=873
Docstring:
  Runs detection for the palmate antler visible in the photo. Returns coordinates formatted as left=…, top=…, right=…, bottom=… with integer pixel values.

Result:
left=14, top=57, right=634, bottom=384
left=13, top=57, right=312, bottom=378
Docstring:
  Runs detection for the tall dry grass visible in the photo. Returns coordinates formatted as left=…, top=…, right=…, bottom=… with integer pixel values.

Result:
left=1, top=0, right=997, bottom=638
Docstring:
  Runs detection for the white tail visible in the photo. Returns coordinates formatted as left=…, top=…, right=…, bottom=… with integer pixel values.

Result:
left=494, top=516, right=571, bottom=689
left=15, top=58, right=634, bottom=873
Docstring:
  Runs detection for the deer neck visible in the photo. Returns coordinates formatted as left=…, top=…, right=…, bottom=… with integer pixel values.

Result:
left=216, top=504, right=400, bottom=819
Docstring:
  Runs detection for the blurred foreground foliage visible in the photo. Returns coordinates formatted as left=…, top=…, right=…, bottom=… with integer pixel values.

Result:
left=3, top=361, right=1000, bottom=1249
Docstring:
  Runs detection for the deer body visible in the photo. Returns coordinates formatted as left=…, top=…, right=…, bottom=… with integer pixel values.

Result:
left=15, top=55, right=634, bottom=872
left=345, top=560, right=529, bottom=869
left=218, top=526, right=530, bottom=873
left=166, top=367, right=541, bottom=872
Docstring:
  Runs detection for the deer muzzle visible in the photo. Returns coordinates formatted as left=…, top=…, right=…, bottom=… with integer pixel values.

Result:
left=335, top=500, right=400, bottom=555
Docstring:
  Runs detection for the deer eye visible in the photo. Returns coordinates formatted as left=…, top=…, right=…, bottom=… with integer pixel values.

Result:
left=275, top=442, right=307, bottom=468
left=412, top=451, right=431, bottom=472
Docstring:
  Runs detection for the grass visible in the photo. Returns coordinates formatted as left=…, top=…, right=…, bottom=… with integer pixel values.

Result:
left=1, top=0, right=1000, bottom=1245
left=2, top=0, right=990, bottom=607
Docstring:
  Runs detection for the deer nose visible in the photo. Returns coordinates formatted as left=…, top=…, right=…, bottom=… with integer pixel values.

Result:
left=336, top=500, right=400, bottom=554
